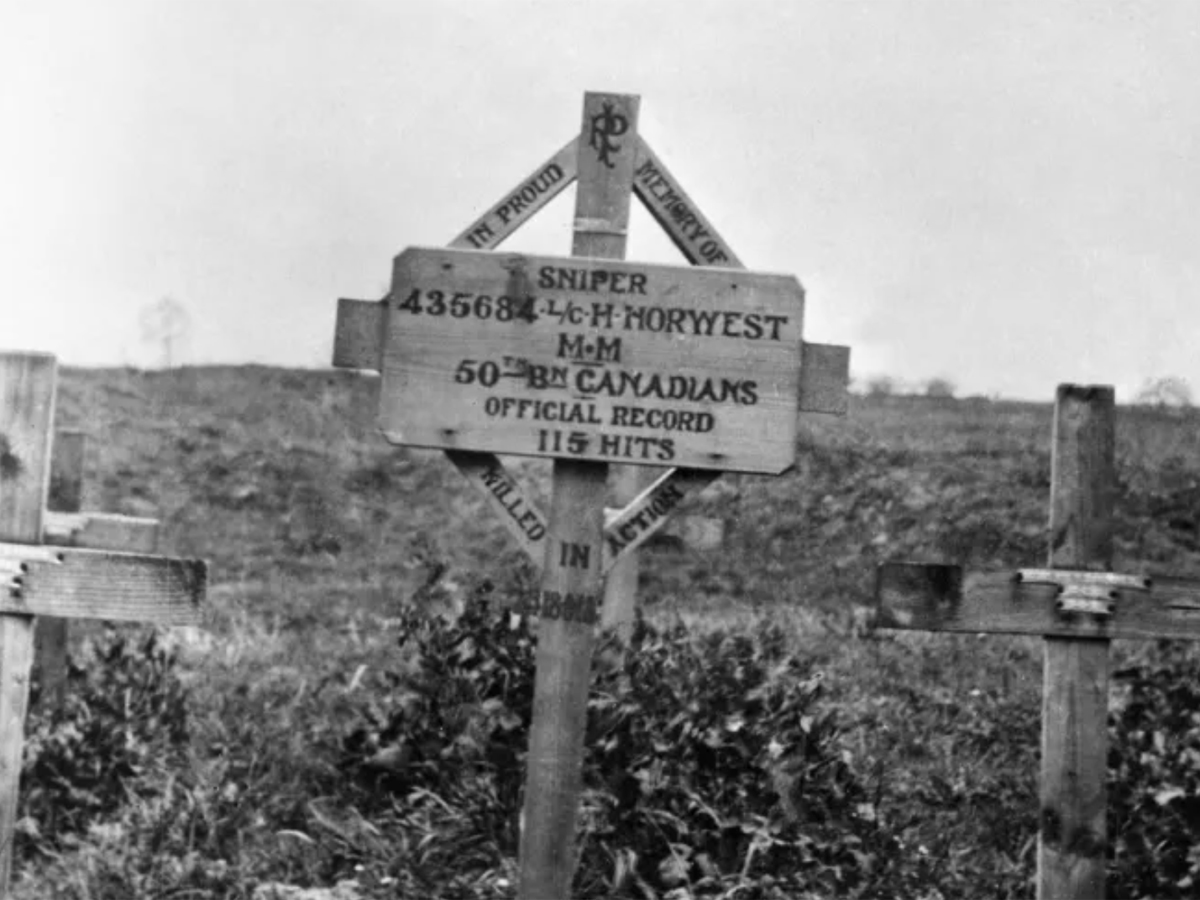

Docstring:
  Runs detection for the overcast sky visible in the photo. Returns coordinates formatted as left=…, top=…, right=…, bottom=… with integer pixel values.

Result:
left=3, top=0, right=1198, bottom=400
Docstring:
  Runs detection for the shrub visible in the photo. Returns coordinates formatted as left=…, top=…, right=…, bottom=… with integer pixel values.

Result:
left=21, top=628, right=192, bottom=859
left=339, top=597, right=883, bottom=897
left=581, top=617, right=879, bottom=898
left=1108, top=647, right=1200, bottom=898
left=925, top=377, right=956, bottom=399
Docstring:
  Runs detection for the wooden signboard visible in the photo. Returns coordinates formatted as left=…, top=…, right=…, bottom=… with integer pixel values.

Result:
left=380, top=247, right=804, bottom=474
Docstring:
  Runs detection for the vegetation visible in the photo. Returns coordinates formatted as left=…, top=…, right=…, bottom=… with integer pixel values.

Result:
left=923, top=378, right=955, bottom=399
left=1135, top=376, right=1193, bottom=410
left=11, top=365, right=1199, bottom=898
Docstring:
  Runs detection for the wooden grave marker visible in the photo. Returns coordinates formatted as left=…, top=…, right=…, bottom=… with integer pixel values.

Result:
left=333, top=96, right=850, bottom=631
left=874, top=384, right=1200, bottom=900
left=34, top=431, right=160, bottom=710
left=0, top=352, right=206, bottom=895
left=334, top=92, right=851, bottom=899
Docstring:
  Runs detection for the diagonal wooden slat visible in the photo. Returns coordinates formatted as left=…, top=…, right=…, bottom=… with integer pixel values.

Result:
left=633, top=136, right=743, bottom=268
left=602, top=468, right=719, bottom=571
left=450, top=136, right=579, bottom=250
left=443, top=450, right=546, bottom=562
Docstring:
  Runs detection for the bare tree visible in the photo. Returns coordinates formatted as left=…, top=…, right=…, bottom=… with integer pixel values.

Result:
left=140, top=296, right=190, bottom=368
left=1135, top=376, right=1193, bottom=408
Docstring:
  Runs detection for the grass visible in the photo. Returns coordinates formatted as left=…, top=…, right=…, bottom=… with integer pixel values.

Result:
left=12, top=366, right=1200, bottom=898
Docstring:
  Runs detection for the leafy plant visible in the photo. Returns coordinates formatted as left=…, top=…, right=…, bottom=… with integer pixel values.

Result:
left=1109, top=647, right=1200, bottom=899
left=340, top=599, right=883, bottom=897
left=22, top=628, right=192, bottom=858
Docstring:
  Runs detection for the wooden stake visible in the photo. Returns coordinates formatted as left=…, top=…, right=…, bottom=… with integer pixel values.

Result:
left=0, top=354, right=55, bottom=889
left=519, top=91, right=639, bottom=900
left=520, top=460, right=607, bottom=899
left=47, top=430, right=84, bottom=512
left=34, top=430, right=85, bottom=709
left=1039, top=385, right=1114, bottom=899
left=600, top=467, right=640, bottom=641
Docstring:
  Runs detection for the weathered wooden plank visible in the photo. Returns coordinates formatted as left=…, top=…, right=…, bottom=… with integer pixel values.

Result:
left=381, top=245, right=804, bottom=474
left=0, top=615, right=32, bottom=888
left=590, top=125, right=645, bottom=638
left=1039, top=384, right=1113, bottom=900
left=520, top=460, right=607, bottom=900
left=332, top=298, right=386, bottom=371
left=875, top=563, right=1200, bottom=641
left=7, top=548, right=205, bottom=625
left=520, top=91, right=639, bottom=900
left=0, top=354, right=55, bottom=542
left=450, top=136, right=579, bottom=251
left=444, top=450, right=546, bottom=562
left=800, top=342, right=850, bottom=415
left=42, top=512, right=159, bottom=553
left=600, top=466, right=641, bottom=635
left=633, top=136, right=742, bottom=268
left=0, top=353, right=55, bottom=891
left=334, top=337, right=847, bottom=552
left=603, top=468, right=720, bottom=571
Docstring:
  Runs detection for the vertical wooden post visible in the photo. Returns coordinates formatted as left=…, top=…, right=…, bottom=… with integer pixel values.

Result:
left=520, top=463, right=607, bottom=898
left=519, top=91, right=639, bottom=900
left=33, top=430, right=85, bottom=710
left=1039, top=385, right=1114, bottom=899
left=601, top=468, right=640, bottom=641
left=0, top=354, right=56, bottom=890
left=47, top=430, right=84, bottom=512
left=593, top=98, right=639, bottom=643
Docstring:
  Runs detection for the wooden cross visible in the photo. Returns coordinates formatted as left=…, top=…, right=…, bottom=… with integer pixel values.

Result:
left=33, top=430, right=160, bottom=710
left=332, top=105, right=849, bottom=642
left=874, top=384, right=1200, bottom=900
left=333, top=92, right=852, bottom=899
left=0, top=352, right=206, bottom=895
